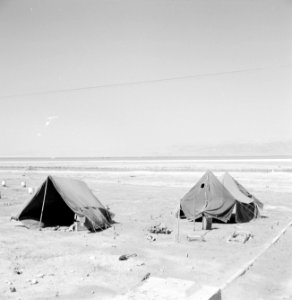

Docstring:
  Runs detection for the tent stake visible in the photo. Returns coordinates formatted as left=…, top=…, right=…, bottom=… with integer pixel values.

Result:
left=39, top=179, right=48, bottom=228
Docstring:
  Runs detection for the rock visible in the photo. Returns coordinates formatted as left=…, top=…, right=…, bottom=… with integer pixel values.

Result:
left=36, top=273, right=45, bottom=278
left=227, top=231, right=254, bottom=243
left=10, top=286, right=16, bottom=292
left=186, top=234, right=206, bottom=242
left=119, top=253, right=137, bottom=261
left=14, top=267, right=23, bottom=275
left=29, top=279, right=38, bottom=285
left=146, top=234, right=156, bottom=242
left=148, top=223, right=172, bottom=234
left=141, top=272, right=151, bottom=282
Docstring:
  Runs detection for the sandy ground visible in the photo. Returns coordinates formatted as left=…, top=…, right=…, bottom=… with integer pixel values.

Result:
left=0, top=168, right=292, bottom=299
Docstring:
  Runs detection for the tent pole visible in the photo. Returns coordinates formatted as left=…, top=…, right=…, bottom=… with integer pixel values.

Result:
left=176, top=199, right=180, bottom=243
left=193, top=196, right=196, bottom=231
left=39, top=179, right=48, bottom=228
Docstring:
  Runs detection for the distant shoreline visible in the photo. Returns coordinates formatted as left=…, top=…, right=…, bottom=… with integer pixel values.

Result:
left=0, top=155, right=292, bottom=161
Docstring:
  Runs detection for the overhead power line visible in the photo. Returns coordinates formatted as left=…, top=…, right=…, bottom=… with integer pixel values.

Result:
left=0, top=64, right=291, bottom=99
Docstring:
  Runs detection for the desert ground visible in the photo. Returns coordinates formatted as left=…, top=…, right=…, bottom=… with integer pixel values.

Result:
left=0, top=159, right=292, bottom=299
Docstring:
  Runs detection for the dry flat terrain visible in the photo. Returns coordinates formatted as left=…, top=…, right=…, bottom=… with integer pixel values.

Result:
left=0, top=159, right=291, bottom=299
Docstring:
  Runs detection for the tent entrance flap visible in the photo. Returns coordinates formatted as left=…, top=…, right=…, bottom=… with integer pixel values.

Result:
left=19, top=178, right=75, bottom=226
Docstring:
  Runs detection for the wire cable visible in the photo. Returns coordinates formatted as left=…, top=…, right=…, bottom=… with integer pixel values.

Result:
left=1, top=64, right=291, bottom=99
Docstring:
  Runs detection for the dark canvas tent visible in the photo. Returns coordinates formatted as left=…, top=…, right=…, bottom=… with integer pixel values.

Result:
left=15, top=176, right=112, bottom=231
left=180, top=170, right=236, bottom=222
left=220, top=172, right=263, bottom=223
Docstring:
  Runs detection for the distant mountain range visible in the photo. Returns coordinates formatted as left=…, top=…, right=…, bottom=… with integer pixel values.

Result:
left=168, top=140, right=292, bottom=157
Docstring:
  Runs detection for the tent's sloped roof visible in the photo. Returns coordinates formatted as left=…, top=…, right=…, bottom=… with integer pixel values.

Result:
left=16, top=176, right=112, bottom=230
left=180, top=170, right=236, bottom=222
left=221, top=172, right=263, bottom=209
left=50, top=176, right=112, bottom=229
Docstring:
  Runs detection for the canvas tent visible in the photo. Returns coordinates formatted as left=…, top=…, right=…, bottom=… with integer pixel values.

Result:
left=15, top=176, right=112, bottom=231
left=220, top=172, right=263, bottom=223
left=180, top=170, right=236, bottom=222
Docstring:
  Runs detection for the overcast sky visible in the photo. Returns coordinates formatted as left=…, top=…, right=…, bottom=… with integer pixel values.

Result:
left=0, top=0, right=291, bottom=156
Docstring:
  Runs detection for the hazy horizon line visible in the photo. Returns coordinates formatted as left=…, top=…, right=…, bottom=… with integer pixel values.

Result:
left=0, top=154, right=292, bottom=161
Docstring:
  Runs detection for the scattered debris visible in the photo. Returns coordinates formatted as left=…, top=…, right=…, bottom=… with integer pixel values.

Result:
left=13, top=267, right=23, bottom=275
left=146, top=234, right=156, bottom=242
left=36, top=273, right=45, bottom=278
left=10, top=286, right=16, bottom=293
left=119, top=253, right=137, bottom=261
left=141, top=272, right=151, bottom=282
left=136, top=262, right=145, bottom=267
left=148, top=223, right=172, bottom=234
left=28, top=279, right=38, bottom=285
left=113, top=232, right=119, bottom=239
left=186, top=234, right=206, bottom=242
left=227, top=231, right=254, bottom=243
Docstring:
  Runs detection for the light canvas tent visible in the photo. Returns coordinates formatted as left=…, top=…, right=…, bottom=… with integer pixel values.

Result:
left=220, top=172, right=263, bottom=223
left=180, top=170, right=236, bottom=222
left=15, top=176, right=112, bottom=231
